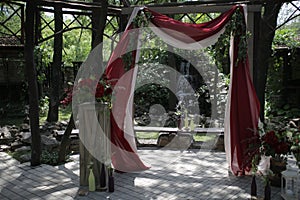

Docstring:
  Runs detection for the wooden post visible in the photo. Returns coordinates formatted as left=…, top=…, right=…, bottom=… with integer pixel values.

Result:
left=92, top=0, right=108, bottom=49
left=25, top=0, right=41, bottom=166
left=21, top=4, right=25, bottom=44
left=47, top=4, right=63, bottom=122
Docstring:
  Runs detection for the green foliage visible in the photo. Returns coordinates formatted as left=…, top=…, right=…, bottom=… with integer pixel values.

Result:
left=9, top=149, right=68, bottom=166
left=193, top=133, right=215, bottom=142
left=207, top=8, right=250, bottom=73
left=133, top=11, right=152, bottom=28
left=134, top=61, right=171, bottom=120
left=63, top=16, right=92, bottom=65
left=134, top=83, right=170, bottom=117
left=8, top=150, right=30, bottom=163
left=41, top=150, right=59, bottom=165
left=265, top=25, right=300, bottom=119
left=0, top=3, right=22, bottom=38
left=265, top=56, right=284, bottom=117
left=39, top=96, right=49, bottom=117
left=41, top=149, right=71, bottom=165
left=273, top=28, right=300, bottom=49
left=40, top=105, right=72, bottom=124
left=266, top=103, right=300, bottom=120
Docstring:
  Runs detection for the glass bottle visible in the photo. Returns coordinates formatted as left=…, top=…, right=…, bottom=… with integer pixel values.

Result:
left=264, top=178, right=271, bottom=200
left=108, top=168, right=114, bottom=192
left=251, top=175, right=257, bottom=198
left=100, top=163, right=106, bottom=188
left=88, top=168, right=96, bottom=192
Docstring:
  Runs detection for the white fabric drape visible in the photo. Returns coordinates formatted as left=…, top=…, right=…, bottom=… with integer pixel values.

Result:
left=149, top=22, right=227, bottom=50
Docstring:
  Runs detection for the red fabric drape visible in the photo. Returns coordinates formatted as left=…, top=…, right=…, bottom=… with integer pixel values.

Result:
left=106, top=25, right=150, bottom=172
left=146, top=6, right=237, bottom=42
left=105, top=5, right=260, bottom=175
left=230, top=37, right=260, bottom=175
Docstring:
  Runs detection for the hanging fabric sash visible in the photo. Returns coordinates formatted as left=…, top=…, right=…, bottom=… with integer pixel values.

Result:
left=105, top=5, right=260, bottom=175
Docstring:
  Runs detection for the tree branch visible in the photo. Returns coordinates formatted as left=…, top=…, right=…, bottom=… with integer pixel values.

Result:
left=276, top=13, right=300, bottom=30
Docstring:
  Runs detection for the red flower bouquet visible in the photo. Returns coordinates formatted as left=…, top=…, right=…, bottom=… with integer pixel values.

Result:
left=61, top=76, right=112, bottom=107
left=261, top=130, right=291, bottom=159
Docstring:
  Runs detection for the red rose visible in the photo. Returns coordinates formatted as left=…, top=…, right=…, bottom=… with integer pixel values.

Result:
left=275, top=142, right=290, bottom=155
left=264, top=131, right=279, bottom=146
left=95, top=84, right=105, bottom=98
left=104, top=87, right=112, bottom=96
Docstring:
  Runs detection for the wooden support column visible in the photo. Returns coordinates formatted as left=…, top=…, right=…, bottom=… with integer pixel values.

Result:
left=91, top=0, right=108, bottom=77
left=25, top=0, right=41, bottom=166
left=247, top=12, right=255, bottom=80
left=47, top=4, right=63, bottom=122
left=167, top=7, right=178, bottom=112
left=247, top=8, right=262, bottom=81
left=252, top=11, right=261, bottom=91
left=21, top=4, right=25, bottom=44
left=92, top=0, right=108, bottom=49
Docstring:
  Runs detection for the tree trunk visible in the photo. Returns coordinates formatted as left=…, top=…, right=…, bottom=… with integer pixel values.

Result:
left=25, top=0, right=41, bottom=166
left=47, top=5, right=63, bottom=122
left=254, top=2, right=283, bottom=122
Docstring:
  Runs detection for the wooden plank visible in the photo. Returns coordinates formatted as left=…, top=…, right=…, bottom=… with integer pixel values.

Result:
left=29, top=0, right=102, bottom=10
left=18, top=0, right=121, bottom=13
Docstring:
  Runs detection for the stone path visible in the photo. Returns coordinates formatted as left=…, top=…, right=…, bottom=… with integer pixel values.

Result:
left=0, top=149, right=282, bottom=200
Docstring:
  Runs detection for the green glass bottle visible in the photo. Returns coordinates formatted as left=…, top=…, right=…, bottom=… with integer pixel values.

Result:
left=88, top=168, right=96, bottom=192
left=184, top=109, right=189, bottom=129
left=190, top=118, right=195, bottom=131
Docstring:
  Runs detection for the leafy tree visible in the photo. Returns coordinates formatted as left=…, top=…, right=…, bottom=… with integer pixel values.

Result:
left=255, top=1, right=300, bottom=122
left=273, top=28, right=300, bottom=48
left=0, top=3, right=22, bottom=39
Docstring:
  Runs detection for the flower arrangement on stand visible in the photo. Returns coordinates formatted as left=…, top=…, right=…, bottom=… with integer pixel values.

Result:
left=61, top=75, right=113, bottom=192
left=260, top=130, right=292, bottom=187
left=61, top=75, right=112, bottom=107
left=250, top=127, right=292, bottom=199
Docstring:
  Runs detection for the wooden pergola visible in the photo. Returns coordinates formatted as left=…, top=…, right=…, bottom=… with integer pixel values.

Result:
left=0, top=0, right=264, bottom=166
left=2, top=0, right=299, bottom=169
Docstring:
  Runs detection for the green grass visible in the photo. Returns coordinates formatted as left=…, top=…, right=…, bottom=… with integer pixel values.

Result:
left=0, top=107, right=72, bottom=126
left=136, top=132, right=159, bottom=139
left=58, top=106, right=72, bottom=121
left=0, top=104, right=71, bottom=127
left=40, top=106, right=72, bottom=124
left=193, top=134, right=215, bottom=142
left=7, top=150, right=30, bottom=162
left=136, top=131, right=216, bottom=143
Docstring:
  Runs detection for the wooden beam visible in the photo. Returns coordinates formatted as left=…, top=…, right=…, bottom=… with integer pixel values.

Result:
left=27, top=0, right=102, bottom=10
left=122, top=4, right=262, bottom=15
left=38, top=7, right=91, bottom=16
left=21, top=0, right=120, bottom=13
left=37, top=6, right=121, bottom=15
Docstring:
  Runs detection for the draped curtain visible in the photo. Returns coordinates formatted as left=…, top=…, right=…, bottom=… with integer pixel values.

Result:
left=105, top=5, right=260, bottom=175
